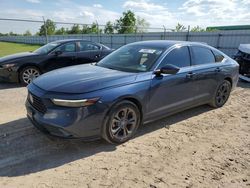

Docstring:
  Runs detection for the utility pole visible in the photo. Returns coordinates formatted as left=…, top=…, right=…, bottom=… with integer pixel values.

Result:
left=163, top=25, right=166, bottom=40
left=186, top=25, right=190, bottom=41
left=95, top=20, right=101, bottom=43
left=42, top=16, right=48, bottom=44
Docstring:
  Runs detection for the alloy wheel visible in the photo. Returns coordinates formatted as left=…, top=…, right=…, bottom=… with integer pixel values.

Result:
left=22, top=68, right=40, bottom=84
left=110, top=107, right=137, bottom=141
left=216, top=82, right=230, bottom=106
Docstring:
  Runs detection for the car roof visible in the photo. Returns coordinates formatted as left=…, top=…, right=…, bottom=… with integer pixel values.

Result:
left=49, top=39, right=112, bottom=50
left=128, top=40, right=209, bottom=49
left=52, top=39, right=92, bottom=44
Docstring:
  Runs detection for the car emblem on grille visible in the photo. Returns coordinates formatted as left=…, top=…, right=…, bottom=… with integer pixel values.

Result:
left=29, top=93, right=34, bottom=104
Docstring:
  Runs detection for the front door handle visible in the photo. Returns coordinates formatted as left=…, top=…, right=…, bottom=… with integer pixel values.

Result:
left=95, top=54, right=101, bottom=58
left=215, top=67, right=222, bottom=72
left=186, top=72, right=196, bottom=79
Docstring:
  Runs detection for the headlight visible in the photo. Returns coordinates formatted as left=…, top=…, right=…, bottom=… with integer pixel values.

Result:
left=51, top=97, right=100, bottom=107
left=2, top=63, right=16, bottom=69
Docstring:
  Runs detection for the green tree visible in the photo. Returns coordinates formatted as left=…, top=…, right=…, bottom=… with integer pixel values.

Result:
left=38, top=19, right=56, bottom=36
left=191, top=26, right=205, bottom=32
left=104, top=21, right=114, bottom=34
left=55, top=27, right=67, bottom=35
left=135, top=16, right=150, bottom=33
left=23, top=30, right=32, bottom=36
left=8, top=31, right=18, bottom=36
left=115, top=10, right=136, bottom=34
left=206, top=27, right=218, bottom=32
left=82, top=25, right=91, bottom=34
left=81, top=23, right=101, bottom=34
left=68, top=24, right=82, bottom=34
left=172, top=23, right=186, bottom=32
left=90, top=22, right=100, bottom=34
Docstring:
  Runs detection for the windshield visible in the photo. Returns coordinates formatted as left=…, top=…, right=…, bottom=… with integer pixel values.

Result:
left=97, top=45, right=164, bottom=72
left=34, top=42, right=61, bottom=54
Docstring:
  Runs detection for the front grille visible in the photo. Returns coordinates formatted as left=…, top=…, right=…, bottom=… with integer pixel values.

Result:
left=28, top=92, right=47, bottom=114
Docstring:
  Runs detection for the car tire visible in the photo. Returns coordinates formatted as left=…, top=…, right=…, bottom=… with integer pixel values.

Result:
left=19, top=66, right=41, bottom=85
left=209, top=80, right=232, bottom=108
left=102, top=100, right=141, bottom=144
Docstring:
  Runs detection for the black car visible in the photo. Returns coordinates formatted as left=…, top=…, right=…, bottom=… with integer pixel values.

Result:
left=0, top=39, right=113, bottom=85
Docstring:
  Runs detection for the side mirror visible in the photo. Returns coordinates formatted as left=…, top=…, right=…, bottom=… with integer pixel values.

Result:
left=54, top=51, right=63, bottom=56
left=154, top=64, right=180, bottom=75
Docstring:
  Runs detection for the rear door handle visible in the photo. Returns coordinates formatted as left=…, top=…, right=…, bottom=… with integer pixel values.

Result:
left=186, top=72, right=196, bottom=79
left=215, top=67, right=222, bottom=72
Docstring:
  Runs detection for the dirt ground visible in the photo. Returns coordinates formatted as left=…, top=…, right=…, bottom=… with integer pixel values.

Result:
left=0, top=82, right=249, bottom=188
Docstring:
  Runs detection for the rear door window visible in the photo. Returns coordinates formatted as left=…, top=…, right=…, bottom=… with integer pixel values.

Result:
left=79, top=42, right=100, bottom=51
left=191, top=46, right=215, bottom=65
left=55, top=42, right=76, bottom=53
left=160, top=46, right=191, bottom=68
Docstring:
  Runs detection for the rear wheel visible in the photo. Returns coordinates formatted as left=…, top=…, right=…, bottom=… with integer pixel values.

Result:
left=209, top=80, right=231, bottom=108
left=19, top=66, right=41, bottom=85
left=102, top=100, right=141, bottom=144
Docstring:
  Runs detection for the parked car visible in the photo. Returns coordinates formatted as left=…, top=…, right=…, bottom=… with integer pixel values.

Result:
left=233, top=44, right=250, bottom=82
left=26, top=40, right=239, bottom=144
left=0, top=39, right=113, bottom=85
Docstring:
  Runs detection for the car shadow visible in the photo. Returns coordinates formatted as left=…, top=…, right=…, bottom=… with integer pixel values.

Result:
left=0, top=82, right=23, bottom=90
left=237, top=80, right=250, bottom=89
left=0, top=105, right=212, bottom=177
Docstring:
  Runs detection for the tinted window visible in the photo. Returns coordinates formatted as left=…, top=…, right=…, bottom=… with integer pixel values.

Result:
left=97, top=45, right=164, bottom=72
left=191, top=46, right=215, bottom=65
left=212, top=50, right=224, bottom=62
left=160, top=46, right=191, bottom=68
left=34, top=42, right=61, bottom=54
left=79, top=42, right=100, bottom=51
left=56, top=43, right=76, bottom=53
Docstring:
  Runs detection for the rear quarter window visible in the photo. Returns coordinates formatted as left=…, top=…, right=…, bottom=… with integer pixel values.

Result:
left=212, top=50, right=224, bottom=62
left=191, top=46, right=215, bottom=65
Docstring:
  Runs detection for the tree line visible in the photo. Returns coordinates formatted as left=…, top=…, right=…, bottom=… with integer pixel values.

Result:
left=0, top=10, right=214, bottom=36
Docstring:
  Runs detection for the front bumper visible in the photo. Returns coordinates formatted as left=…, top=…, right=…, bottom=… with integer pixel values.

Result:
left=0, top=67, right=19, bottom=82
left=25, top=97, right=105, bottom=139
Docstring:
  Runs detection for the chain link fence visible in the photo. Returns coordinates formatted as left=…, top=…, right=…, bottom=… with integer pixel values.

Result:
left=0, top=18, right=250, bottom=57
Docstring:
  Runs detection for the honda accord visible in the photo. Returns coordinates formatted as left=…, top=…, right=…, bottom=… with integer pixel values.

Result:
left=25, top=40, right=239, bottom=143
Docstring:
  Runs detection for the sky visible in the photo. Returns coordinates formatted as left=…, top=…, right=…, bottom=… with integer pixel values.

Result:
left=0, top=0, right=250, bottom=34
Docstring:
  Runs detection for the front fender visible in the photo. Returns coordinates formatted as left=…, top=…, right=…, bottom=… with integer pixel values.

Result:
left=82, top=80, right=151, bottom=119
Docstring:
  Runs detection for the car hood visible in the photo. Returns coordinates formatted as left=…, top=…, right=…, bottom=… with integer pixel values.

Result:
left=33, top=64, right=138, bottom=94
left=0, top=52, right=38, bottom=64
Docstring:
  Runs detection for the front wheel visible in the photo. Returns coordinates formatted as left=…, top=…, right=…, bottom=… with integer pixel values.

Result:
left=102, top=100, right=141, bottom=144
left=19, top=66, right=41, bottom=85
left=209, top=80, right=231, bottom=108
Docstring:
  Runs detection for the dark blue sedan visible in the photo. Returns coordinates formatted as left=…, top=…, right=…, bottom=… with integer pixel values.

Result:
left=26, top=40, right=239, bottom=143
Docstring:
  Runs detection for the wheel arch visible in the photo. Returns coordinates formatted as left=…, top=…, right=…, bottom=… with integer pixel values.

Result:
left=224, top=77, right=232, bottom=86
left=109, top=96, right=144, bottom=120
left=101, top=95, right=144, bottom=134
left=17, top=64, right=42, bottom=83
left=121, top=97, right=143, bottom=119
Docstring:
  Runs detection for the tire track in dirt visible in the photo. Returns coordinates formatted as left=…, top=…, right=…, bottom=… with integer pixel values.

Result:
left=0, top=82, right=249, bottom=187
